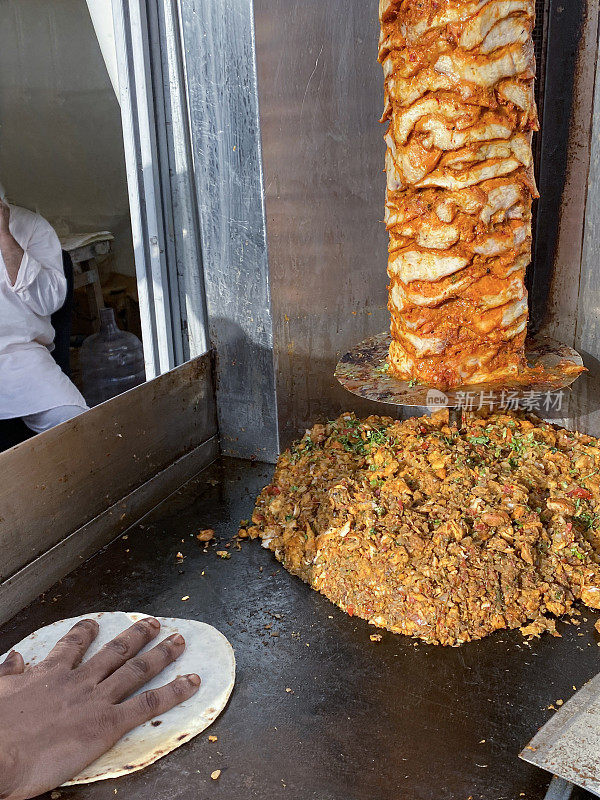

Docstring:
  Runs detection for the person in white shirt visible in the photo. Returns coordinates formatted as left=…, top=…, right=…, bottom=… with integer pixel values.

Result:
left=0, top=183, right=88, bottom=433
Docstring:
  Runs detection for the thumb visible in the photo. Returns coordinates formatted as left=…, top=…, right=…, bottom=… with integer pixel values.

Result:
left=0, top=650, right=25, bottom=677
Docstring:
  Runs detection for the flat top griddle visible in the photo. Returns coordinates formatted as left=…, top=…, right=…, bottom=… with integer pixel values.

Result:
left=1, top=458, right=598, bottom=800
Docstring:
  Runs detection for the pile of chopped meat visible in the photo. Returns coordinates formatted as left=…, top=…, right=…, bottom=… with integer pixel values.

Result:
left=248, top=411, right=600, bottom=646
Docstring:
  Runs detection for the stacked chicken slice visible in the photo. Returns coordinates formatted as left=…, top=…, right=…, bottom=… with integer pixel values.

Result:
left=380, top=0, right=538, bottom=389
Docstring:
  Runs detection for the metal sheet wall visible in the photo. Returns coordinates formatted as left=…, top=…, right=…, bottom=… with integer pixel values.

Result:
left=178, top=0, right=280, bottom=462
left=572, top=17, right=600, bottom=436
left=529, top=0, right=591, bottom=332
left=543, top=1, right=600, bottom=348
left=539, top=2, right=600, bottom=436
left=254, top=1, right=396, bottom=447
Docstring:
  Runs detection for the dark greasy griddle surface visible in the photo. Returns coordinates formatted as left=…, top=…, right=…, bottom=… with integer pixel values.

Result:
left=2, top=458, right=599, bottom=800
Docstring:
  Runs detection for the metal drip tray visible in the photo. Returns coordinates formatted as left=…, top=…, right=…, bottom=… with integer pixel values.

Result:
left=335, top=332, right=584, bottom=411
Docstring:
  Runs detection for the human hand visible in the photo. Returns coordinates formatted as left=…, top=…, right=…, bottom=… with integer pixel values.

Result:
left=0, top=198, right=10, bottom=235
left=0, top=617, right=201, bottom=800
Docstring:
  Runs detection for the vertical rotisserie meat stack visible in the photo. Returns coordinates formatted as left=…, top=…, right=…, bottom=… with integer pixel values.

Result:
left=380, top=0, right=539, bottom=390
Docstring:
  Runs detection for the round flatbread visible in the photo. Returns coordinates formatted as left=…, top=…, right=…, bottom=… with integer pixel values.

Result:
left=1, top=611, right=235, bottom=785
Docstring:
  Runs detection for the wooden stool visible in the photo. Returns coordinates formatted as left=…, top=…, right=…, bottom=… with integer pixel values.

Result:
left=60, top=234, right=114, bottom=332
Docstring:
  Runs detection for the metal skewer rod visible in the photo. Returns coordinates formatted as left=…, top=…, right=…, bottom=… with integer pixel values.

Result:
left=447, top=406, right=464, bottom=431
left=543, top=776, right=574, bottom=800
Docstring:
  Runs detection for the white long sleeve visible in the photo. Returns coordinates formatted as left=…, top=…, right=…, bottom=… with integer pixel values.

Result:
left=8, top=214, right=66, bottom=317
left=0, top=205, right=86, bottom=418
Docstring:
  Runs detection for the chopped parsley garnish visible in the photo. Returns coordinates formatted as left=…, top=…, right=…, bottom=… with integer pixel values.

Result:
left=570, top=545, right=585, bottom=561
left=469, top=435, right=490, bottom=446
left=510, top=437, right=524, bottom=455
left=339, top=435, right=367, bottom=455
left=575, top=512, right=599, bottom=531
left=366, top=427, right=391, bottom=445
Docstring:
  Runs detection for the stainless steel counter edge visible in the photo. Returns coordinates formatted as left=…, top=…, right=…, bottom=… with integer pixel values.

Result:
left=0, top=354, right=218, bottom=623
left=0, top=437, right=219, bottom=627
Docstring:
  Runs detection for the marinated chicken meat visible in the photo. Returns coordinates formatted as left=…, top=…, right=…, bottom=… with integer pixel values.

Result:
left=249, top=412, right=600, bottom=646
left=380, top=0, right=538, bottom=389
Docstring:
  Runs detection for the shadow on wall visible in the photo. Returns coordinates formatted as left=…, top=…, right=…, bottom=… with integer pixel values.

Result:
left=209, top=316, right=411, bottom=457
left=275, top=350, right=421, bottom=452
left=529, top=0, right=588, bottom=333
left=564, top=350, right=600, bottom=437
left=209, top=318, right=279, bottom=461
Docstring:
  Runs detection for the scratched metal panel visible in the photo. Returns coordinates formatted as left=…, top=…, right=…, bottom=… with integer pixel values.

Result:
left=254, top=0, right=399, bottom=447
left=0, top=354, right=217, bottom=584
left=177, top=0, right=279, bottom=462
left=542, top=2, right=600, bottom=438
left=577, top=23, right=600, bottom=355
left=531, top=0, right=595, bottom=338
left=571, top=20, right=600, bottom=438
